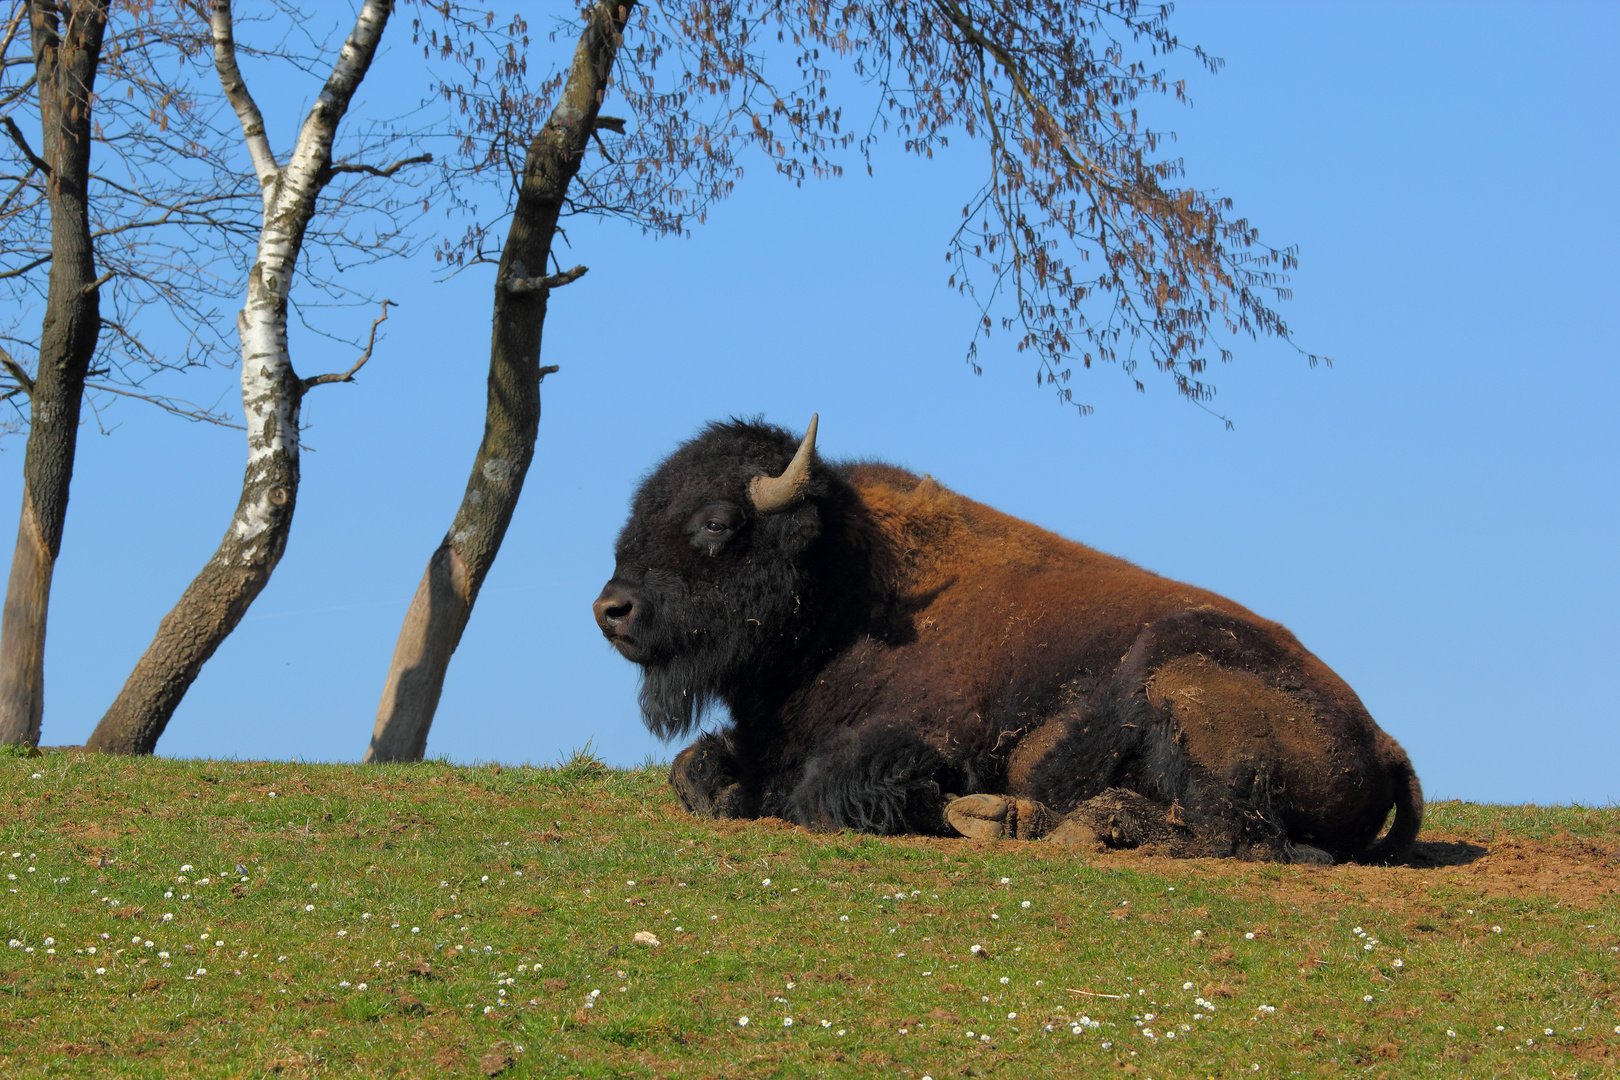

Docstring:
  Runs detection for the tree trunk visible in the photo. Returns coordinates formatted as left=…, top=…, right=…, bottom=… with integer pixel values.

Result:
left=0, top=3, right=109, bottom=746
left=364, top=0, right=633, bottom=763
left=85, top=0, right=392, bottom=755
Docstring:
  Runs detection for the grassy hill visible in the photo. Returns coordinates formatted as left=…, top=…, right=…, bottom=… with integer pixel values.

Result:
left=1, top=749, right=1616, bottom=1078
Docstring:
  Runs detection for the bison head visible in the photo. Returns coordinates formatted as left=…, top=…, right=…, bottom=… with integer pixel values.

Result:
left=595, top=416, right=862, bottom=738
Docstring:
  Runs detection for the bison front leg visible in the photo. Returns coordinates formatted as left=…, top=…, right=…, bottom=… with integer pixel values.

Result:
left=788, top=723, right=953, bottom=836
left=669, top=733, right=755, bottom=819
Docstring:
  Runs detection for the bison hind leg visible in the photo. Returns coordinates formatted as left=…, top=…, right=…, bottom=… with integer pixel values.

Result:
left=790, top=724, right=951, bottom=836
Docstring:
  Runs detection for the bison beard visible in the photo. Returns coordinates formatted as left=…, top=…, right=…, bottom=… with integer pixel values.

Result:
left=596, top=418, right=1423, bottom=864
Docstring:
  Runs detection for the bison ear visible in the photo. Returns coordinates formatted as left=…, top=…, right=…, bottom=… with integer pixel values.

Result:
left=789, top=502, right=822, bottom=542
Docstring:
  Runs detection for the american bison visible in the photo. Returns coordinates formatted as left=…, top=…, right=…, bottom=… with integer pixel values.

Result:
left=593, top=416, right=1422, bottom=863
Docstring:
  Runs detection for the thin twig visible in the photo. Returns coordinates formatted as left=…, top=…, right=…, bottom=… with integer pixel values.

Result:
left=300, top=299, right=391, bottom=390
left=84, top=381, right=243, bottom=428
left=80, top=269, right=113, bottom=296
left=1067, top=988, right=1127, bottom=999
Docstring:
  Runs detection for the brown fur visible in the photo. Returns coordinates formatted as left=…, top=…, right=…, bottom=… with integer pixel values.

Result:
left=791, top=464, right=1421, bottom=861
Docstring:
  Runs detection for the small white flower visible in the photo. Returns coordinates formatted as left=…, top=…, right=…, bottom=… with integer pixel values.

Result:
left=214, top=940, right=223, bottom=947
left=991, top=913, right=1000, bottom=920
left=1392, top=959, right=1403, bottom=968
left=337, top=930, right=347, bottom=937
left=411, top=927, right=420, bottom=934
left=1245, top=932, right=1255, bottom=940
left=30, top=772, right=41, bottom=779
left=783, top=1017, right=793, bottom=1027
left=1447, top=1029, right=1456, bottom=1037
left=95, top=966, right=106, bottom=974
left=762, top=878, right=771, bottom=886
left=482, top=875, right=489, bottom=882
left=6, top=939, right=17, bottom=948
left=1000, top=877, right=1009, bottom=884
left=1193, top=929, right=1204, bottom=938
left=162, top=913, right=173, bottom=922
left=158, top=952, right=168, bottom=959
left=1007, top=1012, right=1017, bottom=1020
left=305, top=904, right=315, bottom=912
left=1492, top=925, right=1502, bottom=933
left=195, top=967, right=206, bottom=975
left=999, top=976, right=1009, bottom=985
left=357, top=983, right=367, bottom=991
left=483, top=1006, right=494, bottom=1014
left=1545, top=1028, right=1554, bottom=1036
left=1183, top=982, right=1194, bottom=990
left=738, top=1016, right=749, bottom=1027
left=1363, top=995, right=1373, bottom=1003
left=980, top=1033, right=991, bottom=1043
left=839, top=915, right=848, bottom=922
left=339, top=980, right=351, bottom=988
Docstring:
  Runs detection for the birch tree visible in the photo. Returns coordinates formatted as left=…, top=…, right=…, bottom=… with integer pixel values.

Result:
left=85, top=0, right=422, bottom=753
left=0, top=0, right=263, bottom=745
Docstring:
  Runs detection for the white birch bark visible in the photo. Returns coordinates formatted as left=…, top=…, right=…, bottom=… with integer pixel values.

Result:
left=87, top=0, right=394, bottom=754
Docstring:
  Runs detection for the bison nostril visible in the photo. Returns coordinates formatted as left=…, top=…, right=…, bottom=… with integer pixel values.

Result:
left=593, top=585, right=639, bottom=634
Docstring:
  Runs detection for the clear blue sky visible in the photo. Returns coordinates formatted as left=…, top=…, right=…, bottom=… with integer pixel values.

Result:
left=6, top=2, right=1615, bottom=804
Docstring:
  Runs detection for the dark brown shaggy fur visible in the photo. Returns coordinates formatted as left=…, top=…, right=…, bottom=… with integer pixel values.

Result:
left=597, top=421, right=1422, bottom=863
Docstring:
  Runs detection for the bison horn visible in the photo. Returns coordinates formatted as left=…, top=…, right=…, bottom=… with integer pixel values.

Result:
left=749, top=414, right=818, bottom=514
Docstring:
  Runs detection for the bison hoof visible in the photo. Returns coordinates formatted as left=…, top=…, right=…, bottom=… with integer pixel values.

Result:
left=1286, top=842, right=1335, bottom=866
left=1045, top=816, right=1105, bottom=851
left=945, top=795, right=1061, bottom=841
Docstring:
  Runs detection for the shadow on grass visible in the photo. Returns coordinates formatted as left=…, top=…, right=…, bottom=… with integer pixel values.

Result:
left=1402, top=839, right=1489, bottom=867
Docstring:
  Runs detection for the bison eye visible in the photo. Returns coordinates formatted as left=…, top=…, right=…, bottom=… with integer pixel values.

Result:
left=687, top=501, right=744, bottom=551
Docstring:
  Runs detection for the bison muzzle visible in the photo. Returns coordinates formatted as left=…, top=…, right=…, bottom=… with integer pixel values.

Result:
left=594, top=416, right=1422, bottom=863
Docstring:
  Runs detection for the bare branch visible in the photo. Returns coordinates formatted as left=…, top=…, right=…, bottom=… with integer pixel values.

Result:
left=282, top=0, right=393, bottom=196
left=80, top=269, right=113, bottom=296
left=320, top=152, right=433, bottom=185
left=501, top=264, right=588, bottom=295
left=299, top=299, right=391, bottom=391
left=1, top=115, right=48, bottom=176
left=0, top=342, right=31, bottom=396
left=207, top=0, right=278, bottom=189
left=0, top=252, right=48, bottom=280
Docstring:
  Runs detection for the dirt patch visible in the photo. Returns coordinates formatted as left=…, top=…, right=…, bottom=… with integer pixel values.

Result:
left=1092, top=827, right=1619, bottom=907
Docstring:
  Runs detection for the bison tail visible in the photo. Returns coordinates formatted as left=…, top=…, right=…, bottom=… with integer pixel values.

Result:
left=1354, top=745, right=1423, bottom=865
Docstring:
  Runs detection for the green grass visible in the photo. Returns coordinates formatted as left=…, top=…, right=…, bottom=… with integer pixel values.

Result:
left=2, top=749, right=1617, bottom=1078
